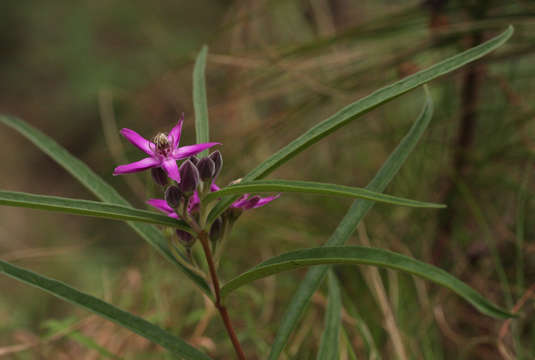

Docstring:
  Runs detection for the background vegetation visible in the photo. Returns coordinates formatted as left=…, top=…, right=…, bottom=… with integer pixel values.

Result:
left=0, top=0, right=533, bottom=359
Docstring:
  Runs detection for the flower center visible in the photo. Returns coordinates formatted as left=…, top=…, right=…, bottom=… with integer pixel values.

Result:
left=153, top=133, right=171, bottom=156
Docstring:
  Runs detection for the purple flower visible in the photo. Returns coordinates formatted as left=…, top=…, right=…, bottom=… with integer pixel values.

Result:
left=146, top=182, right=279, bottom=219
left=113, top=115, right=219, bottom=182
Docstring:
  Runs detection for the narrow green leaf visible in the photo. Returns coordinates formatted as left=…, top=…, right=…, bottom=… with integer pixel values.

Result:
left=221, top=246, right=513, bottom=319
left=0, top=259, right=212, bottom=360
left=0, top=115, right=211, bottom=296
left=0, top=190, right=190, bottom=230
left=44, top=320, right=121, bottom=360
left=193, top=45, right=210, bottom=157
left=205, top=180, right=445, bottom=208
left=208, top=26, right=513, bottom=224
left=317, top=271, right=342, bottom=360
left=267, top=89, right=434, bottom=360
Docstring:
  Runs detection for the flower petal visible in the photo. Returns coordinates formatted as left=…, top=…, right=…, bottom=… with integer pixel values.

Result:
left=120, top=128, right=155, bottom=155
left=252, top=194, right=281, bottom=209
left=113, top=157, right=160, bottom=175
left=172, top=142, right=220, bottom=159
left=169, top=113, right=184, bottom=149
left=146, top=199, right=174, bottom=214
left=232, top=194, right=250, bottom=208
left=210, top=182, right=220, bottom=192
left=161, top=159, right=181, bottom=182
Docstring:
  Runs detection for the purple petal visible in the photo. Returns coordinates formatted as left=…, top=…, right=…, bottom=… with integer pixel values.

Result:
left=210, top=182, right=220, bottom=192
left=232, top=194, right=250, bottom=208
left=120, top=128, right=155, bottom=155
left=146, top=199, right=179, bottom=219
left=146, top=199, right=174, bottom=214
left=252, top=194, right=280, bottom=209
left=161, top=159, right=181, bottom=182
left=172, top=142, right=220, bottom=159
left=169, top=113, right=184, bottom=149
left=113, top=157, right=160, bottom=175
left=241, top=196, right=261, bottom=210
left=188, top=191, right=200, bottom=212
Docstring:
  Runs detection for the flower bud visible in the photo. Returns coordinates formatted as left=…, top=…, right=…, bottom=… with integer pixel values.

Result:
left=165, top=185, right=182, bottom=208
left=151, top=167, right=168, bottom=186
left=197, top=157, right=215, bottom=181
left=209, top=217, right=224, bottom=243
left=188, top=155, right=199, bottom=166
left=208, top=151, right=223, bottom=178
left=176, top=229, right=195, bottom=247
left=178, top=160, right=200, bottom=194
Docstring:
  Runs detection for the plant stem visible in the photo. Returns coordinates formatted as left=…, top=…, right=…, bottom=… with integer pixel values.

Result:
left=199, top=231, right=246, bottom=360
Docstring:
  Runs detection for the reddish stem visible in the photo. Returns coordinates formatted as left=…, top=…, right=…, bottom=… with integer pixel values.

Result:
left=199, top=232, right=246, bottom=360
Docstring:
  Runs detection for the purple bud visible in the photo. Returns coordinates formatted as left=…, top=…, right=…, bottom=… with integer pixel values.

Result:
left=178, top=160, right=200, bottom=193
left=209, top=217, right=223, bottom=243
left=151, top=167, right=168, bottom=186
left=165, top=186, right=182, bottom=208
left=176, top=229, right=195, bottom=247
left=208, top=151, right=223, bottom=178
left=197, top=157, right=215, bottom=181
left=188, top=156, right=199, bottom=166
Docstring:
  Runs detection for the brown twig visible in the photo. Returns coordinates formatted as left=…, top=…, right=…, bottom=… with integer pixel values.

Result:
left=198, top=231, right=246, bottom=360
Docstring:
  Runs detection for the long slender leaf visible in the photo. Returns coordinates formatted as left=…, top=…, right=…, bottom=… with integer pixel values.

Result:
left=0, top=259, right=212, bottom=360
left=207, top=26, right=513, bottom=224
left=0, top=115, right=211, bottom=295
left=221, top=246, right=513, bottom=319
left=317, top=271, right=342, bottom=360
left=193, top=45, right=210, bottom=157
left=205, top=180, right=445, bottom=208
left=0, top=190, right=190, bottom=230
left=267, top=88, right=434, bottom=359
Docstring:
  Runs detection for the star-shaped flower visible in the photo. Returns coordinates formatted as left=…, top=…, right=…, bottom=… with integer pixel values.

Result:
left=113, top=115, right=219, bottom=182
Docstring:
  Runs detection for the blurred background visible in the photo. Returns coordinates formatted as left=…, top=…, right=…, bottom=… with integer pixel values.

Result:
left=1, top=0, right=534, bottom=359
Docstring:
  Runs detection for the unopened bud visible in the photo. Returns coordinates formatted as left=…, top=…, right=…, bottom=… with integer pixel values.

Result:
left=165, top=186, right=182, bottom=208
left=208, top=151, right=223, bottom=178
left=176, top=229, right=195, bottom=247
left=197, top=157, right=215, bottom=181
left=188, top=155, right=199, bottom=166
left=178, top=160, right=200, bottom=193
left=209, top=217, right=224, bottom=243
left=151, top=167, right=168, bottom=186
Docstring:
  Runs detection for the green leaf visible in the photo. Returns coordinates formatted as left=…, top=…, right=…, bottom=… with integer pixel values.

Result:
left=193, top=45, right=210, bottom=157
left=317, top=271, right=342, bottom=360
left=207, top=26, right=513, bottom=225
left=0, top=115, right=211, bottom=296
left=0, top=190, right=191, bottom=230
left=0, top=259, right=213, bottom=360
left=221, top=246, right=513, bottom=320
left=205, top=180, right=445, bottom=208
left=268, top=89, right=433, bottom=360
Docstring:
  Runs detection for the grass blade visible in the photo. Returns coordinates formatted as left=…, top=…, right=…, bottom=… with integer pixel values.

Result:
left=0, top=259, right=212, bottom=360
left=205, top=180, right=445, bottom=208
left=221, top=246, right=513, bottom=319
left=193, top=45, right=210, bottom=157
left=0, top=115, right=211, bottom=296
left=267, top=88, right=433, bottom=359
left=317, top=271, right=342, bottom=360
left=0, top=190, right=190, bottom=230
left=208, top=26, right=513, bottom=224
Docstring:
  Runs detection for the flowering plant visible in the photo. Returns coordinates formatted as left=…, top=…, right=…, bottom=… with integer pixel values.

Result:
left=0, top=28, right=516, bottom=359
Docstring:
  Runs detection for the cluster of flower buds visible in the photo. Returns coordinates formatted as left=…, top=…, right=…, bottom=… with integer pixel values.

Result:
left=114, top=118, right=279, bottom=258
